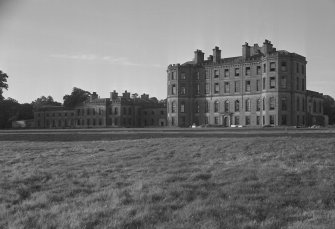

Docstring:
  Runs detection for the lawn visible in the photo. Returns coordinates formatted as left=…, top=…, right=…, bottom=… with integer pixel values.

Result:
left=1, top=135, right=335, bottom=228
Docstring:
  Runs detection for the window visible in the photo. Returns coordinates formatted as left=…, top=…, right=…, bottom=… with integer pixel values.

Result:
left=263, top=63, right=266, bottom=73
left=281, top=62, right=287, bottom=71
left=282, top=98, right=287, bottom=111
left=205, top=101, right=209, bottom=113
left=245, top=99, right=251, bottom=112
left=302, top=98, right=305, bottom=112
left=256, top=99, right=261, bottom=111
left=87, top=119, right=90, bottom=126
left=281, top=76, right=287, bottom=89
left=214, top=83, right=219, bottom=94
left=234, top=116, right=240, bottom=125
left=160, top=110, right=164, bottom=115
left=263, top=78, right=266, bottom=90
left=245, top=80, right=251, bottom=92
left=180, top=87, right=186, bottom=95
left=296, top=97, right=300, bottom=111
left=214, top=116, right=219, bottom=125
left=296, top=63, right=299, bottom=73
left=282, top=115, right=287, bottom=125
left=172, top=84, right=176, bottom=95
left=180, top=102, right=185, bottom=113
left=302, top=65, right=305, bottom=74
left=114, top=117, right=118, bottom=125
left=256, top=66, right=261, bottom=75
left=181, top=73, right=186, bottom=80
left=214, top=70, right=219, bottom=78
left=263, top=97, right=266, bottom=110
left=224, top=69, right=229, bottom=77
left=114, top=107, right=118, bottom=115
left=319, top=101, right=322, bottom=113
left=270, top=115, right=275, bottom=125
left=269, top=97, right=275, bottom=110
left=87, top=109, right=90, bottom=115
left=313, top=101, right=316, bottom=112
left=234, top=81, right=240, bottom=93
left=171, top=72, right=175, bottom=80
left=235, top=100, right=240, bottom=112
left=93, top=119, right=96, bottom=126
left=256, top=116, right=260, bottom=125
left=128, top=107, right=132, bottom=115
left=196, top=72, right=200, bottom=80
left=171, top=101, right=176, bottom=113
left=224, top=82, right=230, bottom=93
left=123, top=107, right=126, bottom=115
left=262, top=116, right=265, bottom=125
left=214, top=101, right=219, bottom=112
left=195, top=102, right=200, bottom=113
left=256, top=79, right=261, bottom=91
left=205, top=117, right=209, bottom=125
left=195, top=84, right=200, bottom=95
left=235, top=68, right=240, bottom=76
left=224, top=100, right=229, bottom=112
left=297, top=115, right=300, bottom=125
left=302, top=78, right=305, bottom=91
left=245, top=67, right=250, bottom=76
left=270, top=77, right=276, bottom=89
left=245, top=116, right=250, bottom=125
left=205, top=83, right=210, bottom=94
left=296, top=77, right=299, bottom=90
left=270, top=62, right=276, bottom=71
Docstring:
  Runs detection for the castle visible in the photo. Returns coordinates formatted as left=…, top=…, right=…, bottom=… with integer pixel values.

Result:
left=166, top=40, right=326, bottom=127
left=33, top=39, right=327, bottom=129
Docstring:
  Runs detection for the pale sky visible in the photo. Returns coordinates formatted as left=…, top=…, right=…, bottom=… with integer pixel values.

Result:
left=0, top=0, right=334, bottom=103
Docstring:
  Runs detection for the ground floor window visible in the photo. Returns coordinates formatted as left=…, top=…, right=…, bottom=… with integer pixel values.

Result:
left=270, top=115, right=275, bottom=125
left=234, top=116, right=240, bottom=125
left=214, top=116, right=219, bottom=125
left=256, top=116, right=260, bottom=125
left=245, top=116, right=250, bottom=125
left=282, top=115, right=287, bottom=125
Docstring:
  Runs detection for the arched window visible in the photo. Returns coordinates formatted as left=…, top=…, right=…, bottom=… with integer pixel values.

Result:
left=224, top=100, right=229, bottom=112
left=235, top=100, right=240, bottom=112
left=214, top=101, right=219, bottom=112
left=245, top=99, right=251, bottom=112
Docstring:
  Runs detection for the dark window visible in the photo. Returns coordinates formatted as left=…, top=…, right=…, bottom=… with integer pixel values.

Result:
left=263, top=97, right=266, bottom=110
left=302, top=78, right=305, bottom=91
left=282, top=115, right=287, bottom=125
left=114, top=107, right=118, bottom=115
left=269, top=97, right=275, bottom=110
left=270, top=115, right=275, bottom=125
left=194, top=102, right=200, bottom=113
left=245, top=80, right=251, bottom=92
left=235, top=68, right=240, bottom=76
left=296, top=97, right=300, bottom=111
left=296, top=63, right=299, bottom=73
left=257, top=116, right=260, bottom=125
left=256, top=99, right=261, bottom=111
left=270, top=77, right=276, bottom=89
left=181, top=73, right=186, bottom=80
left=245, top=116, right=250, bottom=125
left=234, top=116, right=240, bottom=125
left=302, top=65, right=304, bottom=74
left=171, top=101, right=176, bottom=113
left=256, top=79, right=261, bottom=91
left=263, top=78, right=266, bottom=90
left=234, top=81, right=240, bottom=93
left=224, top=82, right=230, bottom=93
left=214, top=101, right=219, bottom=112
left=214, top=70, right=219, bottom=78
left=257, top=66, right=261, bottom=74
left=171, top=72, right=175, bottom=80
left=195, top=84, right=200, bottom=95
left=214, top=83, right=219, bottom=94
left=205, top=83, right=209, bottom=94
left=180, top=102, right=185, bottom=113
left=263, top=63, right=266, bottom=73
left=180, top=87, right=186, bottom=95
left=214, top=116, right=219, bottom=125
left=281, top=76, right=287, bottom=89
left=281, top=62, right=287, bottom=71
left=296, top=77, right=299, bottom=90
left=172, top=84, right=176, bottom=95
left=245, top=99, right=251, bottom=112
left=224, top=100, right=229, bottom=112
left=235, top=100, right=240, bottom=112
left=205, top=101, right=209, bottom=113
left=282, top=98, right=287, bottom=111
left=245, top=67, right=250, bottom=76
left=270, top=62, right=276, bottom=71
left=224, top=69, right=229, bottom=77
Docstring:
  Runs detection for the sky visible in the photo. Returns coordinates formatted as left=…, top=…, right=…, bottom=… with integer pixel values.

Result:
left=0, top=0, right=335, bottom=103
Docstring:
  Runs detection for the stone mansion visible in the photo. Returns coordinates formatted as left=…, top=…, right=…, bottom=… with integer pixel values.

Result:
left=166, top=40, right=326, bottom=127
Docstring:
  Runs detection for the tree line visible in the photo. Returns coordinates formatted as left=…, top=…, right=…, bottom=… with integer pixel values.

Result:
left=0, top=71, right=91, bottom=128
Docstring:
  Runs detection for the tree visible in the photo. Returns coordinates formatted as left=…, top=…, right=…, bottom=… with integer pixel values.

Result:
left=32, top=95, right=61, bottom=109
left=323, top=95, right=335, bottom=125
left=0, top=98, right=20, bottom=128
left=63, top=87, right=91, bottom=108
left=0, top=70, right=9, bottom=100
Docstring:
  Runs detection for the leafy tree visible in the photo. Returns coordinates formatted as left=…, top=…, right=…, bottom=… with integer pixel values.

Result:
left=323, top=95, right=335, bottom=124
left=32, top=95, right=61, bottom=109
left=63, top=87, right=91, bottom=108
left=0, top=70, right=9, bottom=100
left=0, top=98, right=20, bottom=128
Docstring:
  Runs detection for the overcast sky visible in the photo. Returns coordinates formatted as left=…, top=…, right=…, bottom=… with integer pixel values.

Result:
left=0, top=0, right=334, bottom=103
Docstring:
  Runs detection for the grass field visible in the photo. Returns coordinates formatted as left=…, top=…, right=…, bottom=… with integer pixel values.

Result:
left=1, top=131, right=335, bottom=228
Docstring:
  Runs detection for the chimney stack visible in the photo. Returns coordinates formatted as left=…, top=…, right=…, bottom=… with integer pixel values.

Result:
left=194, top=50, right=204, bottom=64
left=213, top=46, right=221, bottom=63
left=242, top=42, right=250, bottom=59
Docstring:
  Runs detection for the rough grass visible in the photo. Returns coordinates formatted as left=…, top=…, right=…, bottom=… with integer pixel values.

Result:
left=1, top=136, right=335, bottom=228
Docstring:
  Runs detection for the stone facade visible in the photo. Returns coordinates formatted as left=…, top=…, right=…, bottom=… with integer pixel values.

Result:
left=167, top=40, right=327, bottom=127
left=34, top=91, right=167, bottom=128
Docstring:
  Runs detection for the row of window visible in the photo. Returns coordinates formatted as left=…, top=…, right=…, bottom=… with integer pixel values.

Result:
left=170, top=97, right=277, bottom=114
left=143, top=110, right=165, bottom=115
left=169, top=61, right=304, bottom=81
